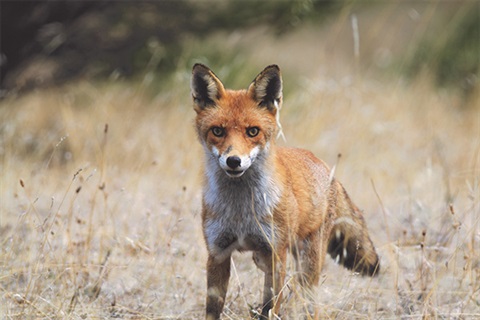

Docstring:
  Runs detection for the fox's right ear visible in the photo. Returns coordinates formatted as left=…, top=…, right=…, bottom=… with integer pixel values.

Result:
left=191, top=64, right=225, bottom=112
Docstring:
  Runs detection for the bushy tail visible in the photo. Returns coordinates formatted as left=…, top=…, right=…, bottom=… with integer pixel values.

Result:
left=327, top=180, right=380, bottom=276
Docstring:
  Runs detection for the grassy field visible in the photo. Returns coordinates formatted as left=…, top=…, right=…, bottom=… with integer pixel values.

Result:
left=1, top=2, right=479, bottom=319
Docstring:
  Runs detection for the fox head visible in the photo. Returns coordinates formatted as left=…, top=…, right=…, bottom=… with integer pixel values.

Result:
left=191, top=64, right=282, bottom=178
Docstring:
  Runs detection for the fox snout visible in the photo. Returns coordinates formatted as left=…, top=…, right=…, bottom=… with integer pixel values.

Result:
left=213, top=147, right=259, bottom=178
left=224, top=155, right=245, bottom=178
left=226, top=156, right=241, bottom=169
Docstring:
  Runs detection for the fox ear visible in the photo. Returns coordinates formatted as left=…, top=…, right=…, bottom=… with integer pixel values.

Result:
left=191, top=63, right=225, bottom=111
left=248, top=65, right=282, bottom=112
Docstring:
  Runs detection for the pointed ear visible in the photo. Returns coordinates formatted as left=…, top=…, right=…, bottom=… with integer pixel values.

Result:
left=191, top=63, right=225, bottom=111
left=247, top=65, right=282, bottom=112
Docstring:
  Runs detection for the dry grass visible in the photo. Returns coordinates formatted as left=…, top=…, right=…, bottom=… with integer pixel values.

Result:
left=1, top=2, right=479, bottom=319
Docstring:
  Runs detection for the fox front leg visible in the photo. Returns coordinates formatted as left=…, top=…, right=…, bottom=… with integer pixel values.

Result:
left=206, top=255, right=231, bottom=320
left=253, top=249, right=287, bottom=319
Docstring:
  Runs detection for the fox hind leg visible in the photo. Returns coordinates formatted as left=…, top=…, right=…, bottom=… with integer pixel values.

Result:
left=295, top=224, right=333, bottom=319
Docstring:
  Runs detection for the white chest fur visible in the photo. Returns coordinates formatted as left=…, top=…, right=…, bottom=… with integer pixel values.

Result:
left=203, top=153, right=282, bottom=262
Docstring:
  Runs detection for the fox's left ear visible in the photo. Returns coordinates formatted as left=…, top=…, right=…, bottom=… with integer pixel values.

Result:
left=248, top=65, right=282, bottom=112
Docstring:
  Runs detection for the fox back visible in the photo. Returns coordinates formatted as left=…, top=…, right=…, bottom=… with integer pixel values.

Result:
left=191, top=64, right=380, bottom=319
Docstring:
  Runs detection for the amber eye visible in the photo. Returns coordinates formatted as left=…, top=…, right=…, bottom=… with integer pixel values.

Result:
left=246, top=127, right=260, bottom=137
left=211, top=127, right=225, bottom=137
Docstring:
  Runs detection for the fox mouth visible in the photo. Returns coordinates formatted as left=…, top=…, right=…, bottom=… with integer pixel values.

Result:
left=225, top=169, right=245, bottom=178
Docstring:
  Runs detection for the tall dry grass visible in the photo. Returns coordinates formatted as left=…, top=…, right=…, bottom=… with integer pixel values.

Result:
left=1, top=2, right=479, bottom=319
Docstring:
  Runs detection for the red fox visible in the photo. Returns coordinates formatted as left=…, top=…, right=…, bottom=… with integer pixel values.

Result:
left=191, top=64, right=380, bottom=319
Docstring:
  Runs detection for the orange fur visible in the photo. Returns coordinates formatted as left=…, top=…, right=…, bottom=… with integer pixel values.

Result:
left=191, top=64, right=380, bottom=319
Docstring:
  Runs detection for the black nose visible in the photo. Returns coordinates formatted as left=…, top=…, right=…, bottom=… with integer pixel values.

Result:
left=226, top=156, right=241, bottom=169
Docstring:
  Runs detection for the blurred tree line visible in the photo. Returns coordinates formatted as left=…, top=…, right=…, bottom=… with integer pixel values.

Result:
left=403, top=2, right=479, bottom=97
left=1, top=0, right=478, bottom=98
left=0, top=0, right=327, bottom=96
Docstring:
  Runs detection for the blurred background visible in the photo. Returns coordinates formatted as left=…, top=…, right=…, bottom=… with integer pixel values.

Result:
left=1, top=0, right=478, bottom=98
left=1, top=1, right=479, bottom=318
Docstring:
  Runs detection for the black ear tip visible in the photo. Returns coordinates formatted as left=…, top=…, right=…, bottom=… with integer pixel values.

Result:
left=264, top=64, right=280, bottom=73
left=192, top=63, right=211, bottom=73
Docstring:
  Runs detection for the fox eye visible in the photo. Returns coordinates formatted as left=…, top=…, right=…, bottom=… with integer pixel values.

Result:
left=211, top=127, right=225, bottom=137
left=246, top=127, right=260, bottom=137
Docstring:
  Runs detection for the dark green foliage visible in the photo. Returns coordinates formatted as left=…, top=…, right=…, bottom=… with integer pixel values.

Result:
left=405, top=3, right=479, bottom=96
left=1, top=0, right=337, bottom=95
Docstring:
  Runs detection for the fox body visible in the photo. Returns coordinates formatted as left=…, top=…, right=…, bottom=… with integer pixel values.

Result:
left=191, top=64, right=380, bottom=319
